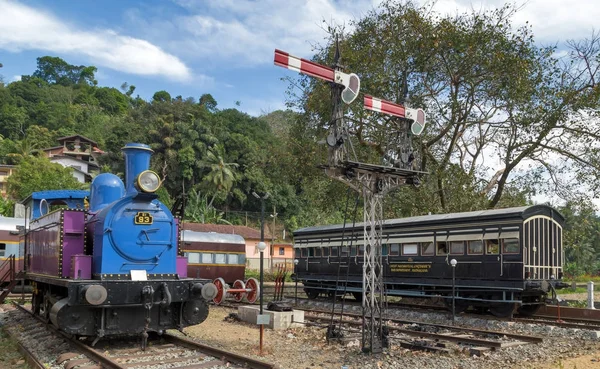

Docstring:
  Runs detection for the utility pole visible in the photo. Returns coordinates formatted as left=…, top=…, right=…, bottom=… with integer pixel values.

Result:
left=270, top=205, right=277, bottom=269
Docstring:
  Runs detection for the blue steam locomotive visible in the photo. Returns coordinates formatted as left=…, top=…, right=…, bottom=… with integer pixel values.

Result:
left=23, top=143, right=216, bottom=346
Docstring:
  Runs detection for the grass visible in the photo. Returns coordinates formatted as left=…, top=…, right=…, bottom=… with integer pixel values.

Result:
left=0, top=329, right=30, bottom=369
left=245, top=270, right=293, bottom=283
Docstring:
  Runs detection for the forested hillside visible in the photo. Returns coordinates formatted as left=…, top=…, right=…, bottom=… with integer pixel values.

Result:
left=1, top=1, right=600, bottom=275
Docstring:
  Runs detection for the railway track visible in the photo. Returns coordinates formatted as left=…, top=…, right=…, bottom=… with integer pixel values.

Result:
left=4, top=303, right=277, bottom=369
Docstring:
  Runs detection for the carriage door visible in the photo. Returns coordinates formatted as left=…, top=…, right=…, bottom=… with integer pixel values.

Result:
left=483, top=232, right=501, bottom=278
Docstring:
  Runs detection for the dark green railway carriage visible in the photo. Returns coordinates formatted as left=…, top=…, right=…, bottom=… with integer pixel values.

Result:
left=293, top=205, right=567, bottom=317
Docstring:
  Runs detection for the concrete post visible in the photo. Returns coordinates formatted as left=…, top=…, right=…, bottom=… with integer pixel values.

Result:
left=588, top=281, right=595, bottom=309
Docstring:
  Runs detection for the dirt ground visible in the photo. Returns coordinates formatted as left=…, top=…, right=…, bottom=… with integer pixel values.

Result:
left=183, top=305, right=600, bottom=369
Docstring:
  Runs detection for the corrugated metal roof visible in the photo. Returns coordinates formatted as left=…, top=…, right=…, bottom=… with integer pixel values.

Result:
left=181, top=230, right=245, bottom=244
left=182, top=222, right=270, bottom=240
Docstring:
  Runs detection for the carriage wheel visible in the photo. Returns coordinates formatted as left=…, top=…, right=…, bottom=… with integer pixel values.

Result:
left=212, top=278, right=228, bottom=305
left=304, top=288, right=319, bottom=299
left=232, top=280, right=246, bottom=302
left=245, top=278, right=259, bottom=304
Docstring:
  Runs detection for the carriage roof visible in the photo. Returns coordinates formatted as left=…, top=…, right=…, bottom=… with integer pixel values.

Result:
left=181, top=230, right=245, bottom=244
left=294, top=204, right=563, bottom=235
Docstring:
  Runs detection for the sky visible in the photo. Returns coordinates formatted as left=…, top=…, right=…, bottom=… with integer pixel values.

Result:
left=1, top=0, right=598, bottom=117
left=0, top=0, right=599, bottom=208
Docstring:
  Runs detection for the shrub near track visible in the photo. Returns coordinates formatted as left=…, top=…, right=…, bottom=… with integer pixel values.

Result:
left=0, top=329, right=29, bottom=369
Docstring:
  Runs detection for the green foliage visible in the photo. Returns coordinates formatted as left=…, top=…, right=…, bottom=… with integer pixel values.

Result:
left=31, top=56, right=97, bottom=86
left=244, top=269, right=293, bottom=283
left=7, top=156, right=84, bottom=200
left=0, top=196, right=14, bottom=217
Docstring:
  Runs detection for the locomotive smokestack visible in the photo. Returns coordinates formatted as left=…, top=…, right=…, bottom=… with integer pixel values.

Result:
left=122, top=143, right=153, bottom=195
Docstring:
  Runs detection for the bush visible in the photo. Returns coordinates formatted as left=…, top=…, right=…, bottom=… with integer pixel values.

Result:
left=245, top=269, right=293, bottom=283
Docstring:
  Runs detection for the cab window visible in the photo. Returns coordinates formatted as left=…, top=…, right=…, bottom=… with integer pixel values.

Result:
left=436, top=241, right=448, bottom=255
left=450, top=241, right=464, bottom=255
left=402, top=243, right=418, bottom=256
left=468, top=240, right=483, bottom=255
left=502, top=238, right=520, bottom=254
left=421, top=242, right=434, bottom=256
left=486, top=239, right=499, bottom=254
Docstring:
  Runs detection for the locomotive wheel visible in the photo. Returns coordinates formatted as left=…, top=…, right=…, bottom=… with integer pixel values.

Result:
left=232, top=280, right=246, bottom=303
left=212, top=278, right=228, bottom=305
left=304, top=288, right=319, bottom=299
left=489, top=302, right=516, bottom=318
left=245, top=278, right=259, bottom=304
left=517, top=304, right=541, bottom=317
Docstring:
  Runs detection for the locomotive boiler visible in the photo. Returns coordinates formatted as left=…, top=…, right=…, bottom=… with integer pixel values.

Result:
left=23, top=143, right=217, bottom=346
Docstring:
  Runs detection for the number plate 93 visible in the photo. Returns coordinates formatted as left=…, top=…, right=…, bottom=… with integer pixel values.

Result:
left=134, top=212, right=153, bottom=225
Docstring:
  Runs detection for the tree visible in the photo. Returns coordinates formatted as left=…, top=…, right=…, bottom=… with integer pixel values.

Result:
left=290, top=1, right=600, bottom=212
left=152, top=90, right=172, bottom=103
left=197, top=145, right=239, bottom=207
left=32, top=56, right=97, bottom=86
left=184, top=189, right=231, bottom=224
left=7, top=156, right=83, bottom=200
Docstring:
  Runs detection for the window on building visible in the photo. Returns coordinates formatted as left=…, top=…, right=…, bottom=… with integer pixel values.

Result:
left=468, top=240, right=483, bottom=255
left=421, top=242, right=434, bottom=256
left=450, top=241, right=464, bottom=255
left=402, top=243, right=418, bottom=256
left=279, top=247, right=285, bottom=256
left=502, top=238, right=520, bottom=254
left=227, top=254, right=238, bottom=264
left=486, top=239, right=499, bottom=254
left=201, top=253, right=213, bottom=263
left=436, top=241, right=448, bottom=255
left=215, top=254, right=226, bottom=264
left=390, top=244, right=400, bottom=256
left=187, top=252, right=199, bottom=263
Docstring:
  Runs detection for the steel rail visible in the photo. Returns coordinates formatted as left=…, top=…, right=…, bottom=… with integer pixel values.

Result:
left=163, top=333, right=277, bottom=369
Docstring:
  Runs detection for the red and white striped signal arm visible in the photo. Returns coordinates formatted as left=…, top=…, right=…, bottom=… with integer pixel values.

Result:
left=363, top=95, right=427, bottom=136
left=274, top=49, right=360, bottom=104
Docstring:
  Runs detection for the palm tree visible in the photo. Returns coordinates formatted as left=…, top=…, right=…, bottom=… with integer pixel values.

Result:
left=198, top=145, right=239, bottom=207
left=7, top=137, right=42, bottom=163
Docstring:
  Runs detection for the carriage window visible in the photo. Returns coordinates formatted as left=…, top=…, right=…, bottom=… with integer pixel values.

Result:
left=295, top=248, right=301, bottom=258
left=215, top=254, right=226, bottom=264
left=314, top=247, right=321, bottom=257
left=421, top=242, right=434, bottom=256
left=322, top=247, right=330, bottom=257
left=201, top=253, right=213, bottom=263
left=350, top=245, right=357, bottom=256
left=390, top=244, right=400, bottom=256
left=486, top=239, right=499, bottom=254
left=341, top=246, right=349, bottom=257
left=450, top=241, right=464, bottom=255
left=239, top=254, right=246, bottom=265
left=436, top=241, right=448, bottom=255
left=308, top=248, right=315, bottom=257
left=358, top=245, right=365, bottom=255
left=329, top=247, right=337, bottom=256
left=301, top=248, right=308, bottom=257
left=382, top=244, right=389, bottom=256
left=0, top=243, right=5, bottom=257
left=402, top=243, right=418, bottom=256
left=468, top=240, right=483, bottom=255
left=188, top=252, right=200, bottom=263
left=502, top=238, right=520, bottom=254
left=227, top=254, right=238, bottom=264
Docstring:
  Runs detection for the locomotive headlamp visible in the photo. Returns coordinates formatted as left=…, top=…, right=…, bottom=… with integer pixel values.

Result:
left=137, top=170, right=161, bottom=193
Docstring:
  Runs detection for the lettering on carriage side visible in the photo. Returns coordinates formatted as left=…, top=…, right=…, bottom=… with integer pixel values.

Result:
left=390, top=263, right=432, bottom=273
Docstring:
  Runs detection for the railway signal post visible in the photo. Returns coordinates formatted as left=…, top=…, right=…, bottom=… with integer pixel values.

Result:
left=274, top=42, right=426, bottom=353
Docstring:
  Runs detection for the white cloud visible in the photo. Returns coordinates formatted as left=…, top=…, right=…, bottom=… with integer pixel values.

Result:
left=11, top=75, right=21, bottom=82
left=166, top=0, right=374, bottom=66
left=0, top=0, right=192, bottom=81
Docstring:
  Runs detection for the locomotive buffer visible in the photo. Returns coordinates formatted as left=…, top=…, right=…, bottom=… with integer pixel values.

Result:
left=275, top=44, right=426, bottom=353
